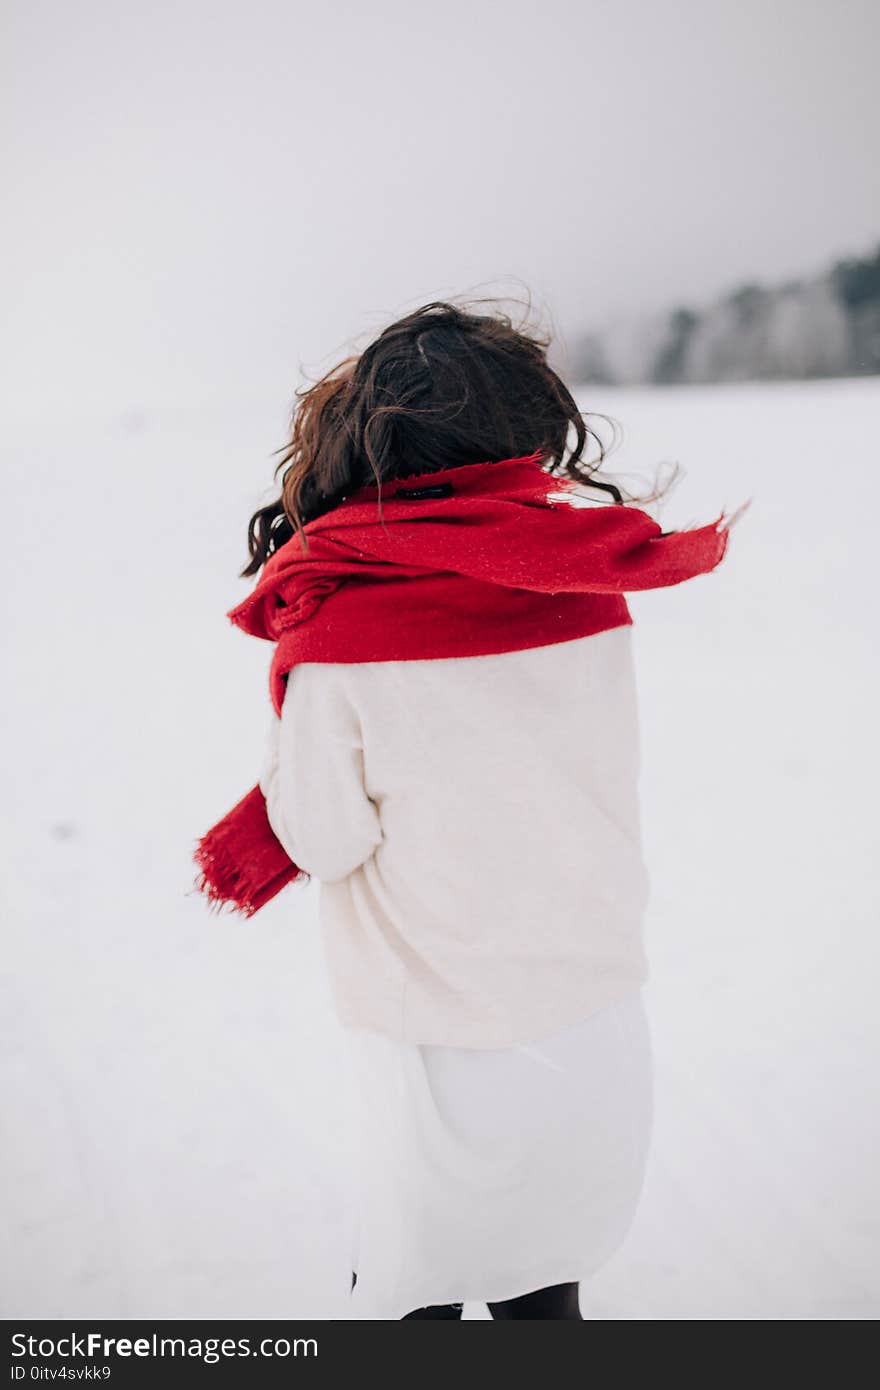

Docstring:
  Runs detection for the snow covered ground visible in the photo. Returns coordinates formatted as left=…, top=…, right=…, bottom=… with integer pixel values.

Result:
left=3, top=378, right=878, bottom=1319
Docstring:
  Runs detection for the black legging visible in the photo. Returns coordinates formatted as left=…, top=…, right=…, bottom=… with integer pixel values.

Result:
left=350, top=1267, right=583, bottom=1317
left=352, top=1269, right=583, bottom=1319
left=402, top=1283, right=583, bottom=1320
left=488, top=1283, right=583, bottom=1320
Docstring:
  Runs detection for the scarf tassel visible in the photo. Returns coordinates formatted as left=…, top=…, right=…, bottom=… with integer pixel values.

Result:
left=193, top=783, right=308, bottom=918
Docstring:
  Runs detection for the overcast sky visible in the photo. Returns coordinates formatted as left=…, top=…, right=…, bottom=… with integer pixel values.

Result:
left=4, top=0, right=878, bottom=420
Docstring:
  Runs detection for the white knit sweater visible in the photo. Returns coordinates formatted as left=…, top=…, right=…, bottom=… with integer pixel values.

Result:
left=258, top=624, right=651, bottom=1047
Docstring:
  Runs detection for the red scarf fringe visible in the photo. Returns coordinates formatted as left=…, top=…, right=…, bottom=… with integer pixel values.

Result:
left=193, top=783, right=307, bottom=919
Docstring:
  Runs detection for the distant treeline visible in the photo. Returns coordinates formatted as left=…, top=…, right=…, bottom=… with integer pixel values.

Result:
left=570, top=243, right=880, bottom=385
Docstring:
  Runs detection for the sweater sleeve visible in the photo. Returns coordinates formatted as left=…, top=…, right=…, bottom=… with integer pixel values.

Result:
left=258, top=665, right=383, bottom=884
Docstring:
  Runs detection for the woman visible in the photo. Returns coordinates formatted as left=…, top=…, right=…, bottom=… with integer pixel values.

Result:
left=197, top=299, right=741, bottom=1318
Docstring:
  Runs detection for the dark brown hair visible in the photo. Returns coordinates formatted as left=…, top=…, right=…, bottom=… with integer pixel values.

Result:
left=241, top=298, right=671, bottom=576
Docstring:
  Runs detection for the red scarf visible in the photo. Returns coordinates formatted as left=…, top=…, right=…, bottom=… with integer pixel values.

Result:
left=194, top=450, right=736, bottom=916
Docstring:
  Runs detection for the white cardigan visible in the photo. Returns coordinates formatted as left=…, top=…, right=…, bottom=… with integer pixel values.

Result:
left=258, top=624, right=651, bottom=1047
